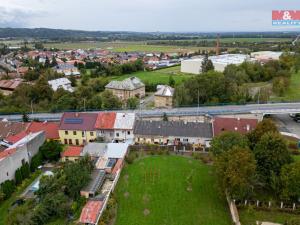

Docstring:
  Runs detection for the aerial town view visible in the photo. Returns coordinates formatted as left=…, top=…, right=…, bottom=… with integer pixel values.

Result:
left=1, top=1, right=300, bottom=225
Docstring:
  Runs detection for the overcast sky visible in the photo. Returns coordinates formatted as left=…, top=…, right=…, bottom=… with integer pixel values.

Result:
left=0, top=0, right=299, bottom=32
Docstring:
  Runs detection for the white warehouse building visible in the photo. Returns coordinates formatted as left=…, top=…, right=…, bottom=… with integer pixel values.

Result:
left=181, top=54, right=251, bottom=74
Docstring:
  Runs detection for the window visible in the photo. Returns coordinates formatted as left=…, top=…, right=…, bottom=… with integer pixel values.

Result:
left=90, top=132, right=94, bottom=136
left=69, top=139, right=72, bottom=145
left=65, top=130, right=68, bottom=135
left=76, top=139, right=79, bottom=145
left=73, top=131, right=77, bottom=135
left=21, top=159, right=25, bottom=165
left=127, top=131, right=130, bottom=135
left=116, top=133, right=119, bottom=137
left=64, top=139, right=68, bottom=144
left=82, top=131, right=85, bottom=137
left=6, top=172, right=9, bottom=176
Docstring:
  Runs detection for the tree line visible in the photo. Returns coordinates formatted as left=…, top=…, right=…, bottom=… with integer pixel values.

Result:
left=211, top=119, right=298, bottom=203
left=174, top=53, right=300, bottom=106
left=5, top=156, right=93, bottom=225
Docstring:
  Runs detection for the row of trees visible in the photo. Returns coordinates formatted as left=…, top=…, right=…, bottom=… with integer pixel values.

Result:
left=148, top=40, right=300, bottom=53
left=78, top=59, right=144, bottom=78
left=212, top=120, right=297, bottom=202
left=6, top=156, right=93, bottom=225
left=174, top=53, right=300, bottom=106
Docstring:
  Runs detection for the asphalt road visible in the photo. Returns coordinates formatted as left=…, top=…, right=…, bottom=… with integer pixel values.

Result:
left=2, top=102, right=300, bottom=122
left=272, top=114, right=300, bottom=137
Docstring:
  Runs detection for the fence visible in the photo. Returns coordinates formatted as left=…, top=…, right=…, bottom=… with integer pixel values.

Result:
left=235, top=199, right=300, bottom=214
left=129, top=144, right=206, bottom=152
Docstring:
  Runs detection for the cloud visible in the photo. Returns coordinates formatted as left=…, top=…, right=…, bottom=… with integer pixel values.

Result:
left=0, top=0, right=48, bottom=28
left=0, top=0, right=299, bottom=31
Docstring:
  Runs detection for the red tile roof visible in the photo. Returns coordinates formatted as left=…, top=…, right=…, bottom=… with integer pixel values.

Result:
left=5, top=131, right=28, bottom=144
left=112, top=159, right=123, bottom=175
left=79, top=200, right=103, bottom=224
left=59, top=113, right=98, bottom=131
left=27, top=122, right=59, bottom=140
left=0, top=148, right=16, bottom=160
left=0, top=122, right=29, bottom=140
left=61, top=146, right=83, bottom=157
left=213, top=117, right=258, bottom=136
left=94, top=112, right=116, bottom=129
left=0, top=79, right=22, bottom=90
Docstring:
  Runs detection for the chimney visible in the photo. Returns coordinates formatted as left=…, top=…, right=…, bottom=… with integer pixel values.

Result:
left=246, top=124, right=250, bottom=131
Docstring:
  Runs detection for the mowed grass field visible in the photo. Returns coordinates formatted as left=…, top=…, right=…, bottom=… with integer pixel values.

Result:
left=111, top=66, right=193, bottom=85
left=239, top=208, right=300, bottom=225
left=114, top=155, right=231, bottom=225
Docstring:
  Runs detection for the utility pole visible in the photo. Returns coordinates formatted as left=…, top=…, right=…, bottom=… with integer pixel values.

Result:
left=198, top=89, right=200, bottom=117
left=31, top=100, right=34, bottom=115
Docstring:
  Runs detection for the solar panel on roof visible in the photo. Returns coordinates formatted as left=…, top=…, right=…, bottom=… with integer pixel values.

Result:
left=106, top=158, right=117, bottom=168
left=64, top=118, right=83, bottom=124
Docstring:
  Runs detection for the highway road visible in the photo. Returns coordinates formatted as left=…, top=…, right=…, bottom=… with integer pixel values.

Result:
left=2, top=102, right=300, bottom=122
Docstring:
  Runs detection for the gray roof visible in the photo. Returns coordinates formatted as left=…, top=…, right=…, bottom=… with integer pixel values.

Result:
left=134, top=120, right=213, bottom=138
left=81, top=169, right=106, bottom=194
left=105, top=77, right=145, bottom=91
left=155, top=85, right=174, bottom=97
left=81, top=143, right=107, bottom=157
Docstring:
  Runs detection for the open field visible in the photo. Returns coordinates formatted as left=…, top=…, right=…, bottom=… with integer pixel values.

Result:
left=0, top=171, right=41, bottom=225
left=171, top=37, right=292, bottom=43
left=111, top=66, right=193, bottom=85
left=42, top=41, right=205, bottom=52
left=114, top=155, right=231, bottom=225
left=271, top=72, right=300, bottom=102
left=239, top=208, right=300, bottom=225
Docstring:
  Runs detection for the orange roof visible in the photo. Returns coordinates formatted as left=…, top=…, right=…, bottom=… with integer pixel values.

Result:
left=79, top=200, right=103, bottom=224
left=112, top=159, right=123, bottom=175
left=26, top=122, right=59, bottom=140
left=0, top=148, right=16, bottom=160
left=94, top=112, right=116, bottom=129
left=6, top=131, right=27, bottom=144
left=62, top=146, right=83, bottom=157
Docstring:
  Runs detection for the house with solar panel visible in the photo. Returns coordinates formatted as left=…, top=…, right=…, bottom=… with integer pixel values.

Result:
left=59, top=112, right=98, bottom=146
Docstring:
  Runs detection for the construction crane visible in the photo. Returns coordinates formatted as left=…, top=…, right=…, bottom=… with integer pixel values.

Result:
left=292, top=35, right=300, bottom=46
left=216, top=34, right=220, bottom=55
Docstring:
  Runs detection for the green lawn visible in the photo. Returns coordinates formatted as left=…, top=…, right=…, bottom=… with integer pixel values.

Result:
left=271, top=72, right=300, bottom=102
left=111, top=66, right=193, bottom=85
left=239, top=208, right=300, bottom=225
left=114, top=155, right=231, bottom=225
left=0, top=171, right=41, bottom=225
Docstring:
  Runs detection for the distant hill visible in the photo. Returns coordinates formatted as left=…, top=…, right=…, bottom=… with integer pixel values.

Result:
left=0, top=28, right=298, bottom=41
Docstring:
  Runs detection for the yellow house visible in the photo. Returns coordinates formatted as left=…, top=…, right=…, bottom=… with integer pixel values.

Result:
left=59, top=112, right=98, bottom=146
left=61, top=145, right=83, bottom=162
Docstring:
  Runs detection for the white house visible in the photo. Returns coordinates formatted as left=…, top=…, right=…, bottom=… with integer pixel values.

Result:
left=113, top=113, right=135, bottom=142
left=0, top=131, right=45, bottom=184
left=95, top=112, right=135, bottom=143
left=48, top=78, right=74, bottom=92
